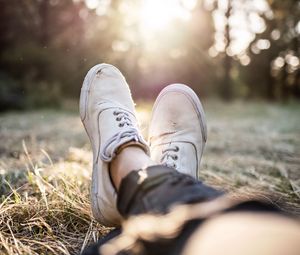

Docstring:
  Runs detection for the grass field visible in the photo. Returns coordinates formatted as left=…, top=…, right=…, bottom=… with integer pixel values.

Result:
left=0, top=101, right=300, bottom=254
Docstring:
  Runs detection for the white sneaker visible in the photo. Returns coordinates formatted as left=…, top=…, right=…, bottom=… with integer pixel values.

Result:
left=80, top=63, right=149, bottom=226
left=148, top=84, right=207, bottom=179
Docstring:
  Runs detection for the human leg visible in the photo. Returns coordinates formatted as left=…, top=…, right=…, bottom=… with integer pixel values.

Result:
left=82, top=80, right=300, bottom=255
left=183, top=211, right=300, bottom=255
left=113, top=83, right=218, bottom=216
left=80, top=68, right=211, bottom=226
left=109, top=146, right=154, bottom=190
left=109, top=85, right=300, bottom=255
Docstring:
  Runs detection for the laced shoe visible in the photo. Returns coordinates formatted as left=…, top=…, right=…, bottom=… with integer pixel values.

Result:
left=148, top=84, right=207, bottom=179
left=80, top=63, right=149, bottom=226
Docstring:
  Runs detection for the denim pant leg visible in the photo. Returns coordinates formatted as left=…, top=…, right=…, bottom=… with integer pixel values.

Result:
left=82, top=165, right=282, bottom=255
left=117, top=165, right=223, bottom=217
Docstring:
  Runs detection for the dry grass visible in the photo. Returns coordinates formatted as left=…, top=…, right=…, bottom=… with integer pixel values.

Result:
left=0, top=101, right=299, bottom=254
left=200, top=101, right=300, bottom=214
left=0, top=145, right=110, bottom=254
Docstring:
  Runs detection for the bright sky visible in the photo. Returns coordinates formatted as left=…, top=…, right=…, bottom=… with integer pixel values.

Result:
left=85, top=0, right=272, bottom=63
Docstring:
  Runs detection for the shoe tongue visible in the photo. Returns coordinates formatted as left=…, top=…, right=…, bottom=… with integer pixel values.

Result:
left=100, top=128, right=148, bottom=162
left=158, top=142, right=198, bottom=178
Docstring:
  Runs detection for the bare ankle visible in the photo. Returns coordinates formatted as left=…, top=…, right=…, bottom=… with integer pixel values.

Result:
left=110, top=145, right=155, bottom=190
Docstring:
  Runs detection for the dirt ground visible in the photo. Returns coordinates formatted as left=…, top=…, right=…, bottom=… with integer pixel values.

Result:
left=0, top=100, right=299, bottom=254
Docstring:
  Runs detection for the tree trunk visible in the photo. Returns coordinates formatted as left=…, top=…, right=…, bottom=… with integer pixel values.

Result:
left=39, top=0, right=49, bottom=46
left=221, top=0, right=232, bottom=101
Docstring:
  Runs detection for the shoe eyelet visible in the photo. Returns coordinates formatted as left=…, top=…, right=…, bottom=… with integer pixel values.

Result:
left=175, top=146, right=179, bottom=152
left=116, top=117, right=121, bottom=121
left=119, top=123, right=124, bottom=127
left=174, top=155, right=178, bottom=160
left=113, top=111, right=118, bottom=115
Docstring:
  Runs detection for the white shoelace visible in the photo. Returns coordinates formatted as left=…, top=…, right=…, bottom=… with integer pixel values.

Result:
left=100, top=110, right=146, bottom=162
left=161, top=144, right=179, bottom=169
left=113, top=110, right=132, bottom=127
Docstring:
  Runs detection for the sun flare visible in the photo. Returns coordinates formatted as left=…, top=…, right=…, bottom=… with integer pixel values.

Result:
left=139, top=0, right=196, bottom=32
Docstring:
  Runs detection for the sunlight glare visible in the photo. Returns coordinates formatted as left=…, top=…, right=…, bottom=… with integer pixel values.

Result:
left=181, top=0, right=197, bottom=10
left=139, top=0, right=192, bottom=32
left=85, top=0, right=99, bottom=9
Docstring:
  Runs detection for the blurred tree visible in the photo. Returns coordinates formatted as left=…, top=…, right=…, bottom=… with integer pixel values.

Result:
left=242, top=0, right=300, bottom=100
left=182, top=0, right=216, bottom=97
left=269, top=0, right=300, bottom=100
left=0, top=0, right=90, bottom=109
left=242, top=13, right=281, bottom=100
left=222, top=0, right=233, bottom=100
left=0, top=0, right=299, bottom=111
